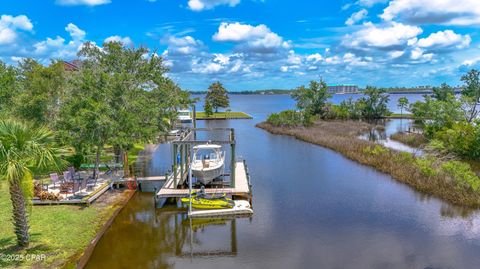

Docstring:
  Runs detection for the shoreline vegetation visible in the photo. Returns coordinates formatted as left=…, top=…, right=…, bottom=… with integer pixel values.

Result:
left=260, top=72, right=480, bottom=208
left=257, top=120, right=480, bottom=208
left=195, top=111, right=253, bottom=120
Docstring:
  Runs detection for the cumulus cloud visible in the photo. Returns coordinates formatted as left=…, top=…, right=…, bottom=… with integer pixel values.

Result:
left=56, top=0, right=111, bottom=6
left=306, top=53, right=323, bottom=64
left=416, top=30, right=471, bottom=49
left=0, top=15, right=33, bottom=45
left=188, top=0, right=240, bottom=11
left=346, top=9, right=368, bottom=25
left=213, top=22, right=290, bottom=54
left=33, top=23, right=86, bottom=62
left=104, top=35, right=133, bottom=46
left=381, top=0, right=480, bottom=25
left=342, top=22, right=422, bottom=49
left=65, top=23, right=86, bottom=40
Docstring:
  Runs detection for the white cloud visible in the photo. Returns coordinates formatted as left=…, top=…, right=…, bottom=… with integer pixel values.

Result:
left=342, top=22, right=422, bottom=48
left=188, top=0, right=240, bottom=11
left=213, top=22, right=290, bottom=53
left=410, top=47, right=434, bottom=61
left=163, top=35, right=203, bottom=56
left=56, top=0, right=111, bottom=6
left=65, top=23, right=86, bottom=40
left=388, top=50, right=405, bottom=58
left=104, top=35, right=133, bottom=46
left=381, top=0, right=480, bottom=26
left=0, top=15, right=33, bottom=45
left=416, top=30, right=471, bottom=49
left=287, top=50, right=302, bottom=65
left=306, top=53, right=323, bottom=63
left=33, top=23, right=87, bottom=62
left=346, top=9, right=368, bottom=25
left=462, top=57, right=480, bottom=67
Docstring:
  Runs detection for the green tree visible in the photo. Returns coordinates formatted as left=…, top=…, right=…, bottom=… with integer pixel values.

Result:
left=59, top=41, right=190, bottom=173
left=0, top=120, right=66, bottom=247
left=291, top=80, right=331, bottom=117
left=397, top=97, right=409, bottom=117
left=410, top=95, right=464, bottom=137
left=358, top=87, right=391, bottom=119
left=204, top=99, right=213, bottom=117
left=15, top=59, right=66, bottom=127
left=461, top=69, right=480, bottom=122
left=206, top=82, right=229, bottom=113
left=432, top=83, right=455, bottom=101
left=0, top=61, right=18, bottom=115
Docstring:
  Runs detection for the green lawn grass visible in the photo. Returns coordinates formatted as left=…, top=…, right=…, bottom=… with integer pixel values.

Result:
left=0, top=182, right=129, bottom=268
left=196, top=111, right=253, bottom=120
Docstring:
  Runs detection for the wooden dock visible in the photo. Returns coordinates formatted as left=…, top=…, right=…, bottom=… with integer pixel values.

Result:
left=156, top=161, right=251, bottom=199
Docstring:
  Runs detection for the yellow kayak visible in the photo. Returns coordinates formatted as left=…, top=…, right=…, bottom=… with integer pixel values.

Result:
left=181, top=194, right=234, bottom=209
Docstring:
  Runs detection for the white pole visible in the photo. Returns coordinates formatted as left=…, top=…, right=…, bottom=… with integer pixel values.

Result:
left=188, top=146, right=193, bottom=215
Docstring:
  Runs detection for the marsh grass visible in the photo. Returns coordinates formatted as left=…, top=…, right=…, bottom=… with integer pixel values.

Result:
left=257, top=120, right=480, bottom=207
left=390, top=132, right=428, bottom=148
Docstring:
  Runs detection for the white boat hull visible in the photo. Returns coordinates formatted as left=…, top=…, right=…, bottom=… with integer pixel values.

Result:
left=192, top=163, right=224, bottom=185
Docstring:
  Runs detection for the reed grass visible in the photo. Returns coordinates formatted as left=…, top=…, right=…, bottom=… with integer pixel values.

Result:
left=257, top=120, right=480, bottom=208
left=390, top=132, right=428, bottom=148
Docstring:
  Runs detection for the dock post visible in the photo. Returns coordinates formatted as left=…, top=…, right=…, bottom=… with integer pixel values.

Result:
left=230, top=129, right=236, bottom=188
left=180, top=144, right=184, bottom=184
left=192, top=105, right=197, bottom=140
left=173, top=144, right=177, bottom=187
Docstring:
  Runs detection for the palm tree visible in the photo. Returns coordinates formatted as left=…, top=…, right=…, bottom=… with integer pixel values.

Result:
left=0, top=120, right=66, bottom=248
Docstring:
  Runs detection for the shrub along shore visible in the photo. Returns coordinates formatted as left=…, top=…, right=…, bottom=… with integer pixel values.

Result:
left=257, top=120, right=480, bottom=208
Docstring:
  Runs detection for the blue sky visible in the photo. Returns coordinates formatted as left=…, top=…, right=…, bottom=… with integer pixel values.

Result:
left=1, top=0, right=480, bottom=91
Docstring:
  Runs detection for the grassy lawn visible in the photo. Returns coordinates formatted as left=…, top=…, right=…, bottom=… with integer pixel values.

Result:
left=0, top=182, right=131, bottom=268
left=195, top=111, right=252, bottom=120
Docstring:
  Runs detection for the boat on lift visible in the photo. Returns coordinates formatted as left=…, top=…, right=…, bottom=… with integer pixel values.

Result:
left=191, top=144, right=225, bottom=185
left=177, top=109, right=192, bottom=123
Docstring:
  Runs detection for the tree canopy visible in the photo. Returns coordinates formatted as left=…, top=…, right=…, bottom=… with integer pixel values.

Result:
left=206, top=81, right=229, bottom=112
left=291, top=80, right=331, bottom=117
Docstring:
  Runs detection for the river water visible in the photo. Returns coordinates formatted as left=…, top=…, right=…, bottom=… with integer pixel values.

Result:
left=86, top=94, right=480, bottom=269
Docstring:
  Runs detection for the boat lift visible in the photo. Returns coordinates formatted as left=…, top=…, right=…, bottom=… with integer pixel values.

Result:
left=156, top=127, right=253, bottom=218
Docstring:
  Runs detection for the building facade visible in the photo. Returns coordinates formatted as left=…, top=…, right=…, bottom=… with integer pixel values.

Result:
left=327, top=84, right=359, bottom=94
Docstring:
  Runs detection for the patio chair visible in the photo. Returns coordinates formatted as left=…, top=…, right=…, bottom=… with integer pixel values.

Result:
left=50, top=173, right=60, bottom=189
left=63, top=171, right=72, bottom=182
left=68, top=167, right=82, bottom=181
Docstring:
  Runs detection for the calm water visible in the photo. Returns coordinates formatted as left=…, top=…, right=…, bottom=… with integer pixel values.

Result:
left=86, top=94, right=480, bottom=269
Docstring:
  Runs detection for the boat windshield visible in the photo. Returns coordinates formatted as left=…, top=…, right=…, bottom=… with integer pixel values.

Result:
left=195, top=149, right=219, bottom=160
left=178, top=111, right=190, bottom=116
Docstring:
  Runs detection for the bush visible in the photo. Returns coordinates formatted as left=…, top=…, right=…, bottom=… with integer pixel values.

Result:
left=441, top=161, right=480, bottom=192
left=267, top=110, right=311, bottom=127
left=434, top=122, right=480, bottom=159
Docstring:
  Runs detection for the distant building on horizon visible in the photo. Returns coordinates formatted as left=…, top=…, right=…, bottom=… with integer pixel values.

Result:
left=327, top=84, right=359, bottom=94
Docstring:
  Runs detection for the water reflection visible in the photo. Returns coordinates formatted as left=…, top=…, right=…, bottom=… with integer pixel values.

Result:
left=359, top=119, right=424, bottom=155
left=85, top=193, right=245, bottom=269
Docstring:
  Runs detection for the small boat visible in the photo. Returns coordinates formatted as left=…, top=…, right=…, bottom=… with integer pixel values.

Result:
left=192, top=144, right=225, bottom=185
left=178, top=109, right=192, bottom=123
left=181, top=192, right=234, bottom=209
